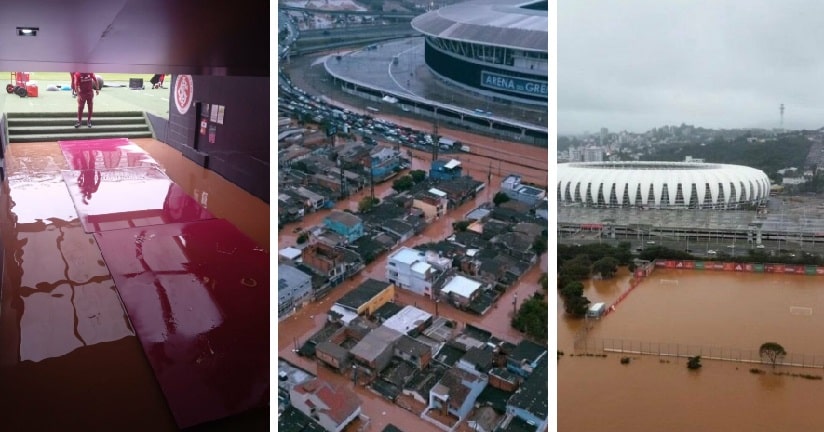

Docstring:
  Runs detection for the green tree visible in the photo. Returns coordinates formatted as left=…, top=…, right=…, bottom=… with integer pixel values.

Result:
left=392, top=175, right=414, bottom=191
left=559, top=281, right=590, bottom=317
left=453, top=220, right=471, bottom=232
left=410, top=169, right=426, bottom=183
left=493, top=192, right=510, bottom=206
left=759, top=342, right=787, bottom=368
left=511, top=297, right=548, bottom=340
left=532, top=236, right=547, bottom=255
left=358, top=196, right=379, bottom=213
left=592, top=256, right=619, bottom=279
left=687, top=355, right=702, bottom=370
left=296, top=233, right=309, bottom=244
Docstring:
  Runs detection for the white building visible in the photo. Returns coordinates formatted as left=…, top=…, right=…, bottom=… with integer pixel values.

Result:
left=382, top=305, right=433, bottom=335
left=440, top=275, right=483, bottom=307
left=387, top=247, right=435, bottom=297
left=583, top=146, right=603, bottom=162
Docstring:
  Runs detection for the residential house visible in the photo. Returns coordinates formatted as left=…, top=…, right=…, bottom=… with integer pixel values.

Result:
left=330, top=279, right=395, bottom=324
left=324, top=210, right=364, bottom=243
left=290, top=378, right=362, bottom=432
left=381, top=219, right=415, bottom=243
left=437, top=176, right=485, bottom=209
left=413, top=189, right=448, bottom=222
left=393, top=335, right=433, bottom=369
left=428, top=367, right=488, bottom=421
left=505, top=356, right=548, bottom=432
left=457, top=346, right=495, bottom=375
left=294, top=187, right=326, bottom=212
left=370, top=145, right=401, bottom=181
left=440, top=275, right=484, bottom=309
left=500, top=174, right=547, bottom=206
left=429, top=158, right=463, bottom=181
left=382, top=305, right=433, bottom=337
left=507, top=340, right=548, bottom=378
left=493, top=231, right=537, bottom=263
left=315, top=341, right=351, bottom=373
left=488, top=368, right=520, bottom=393
left=279, top=406, right=326, bottom=432
left=278, top=264, right=313, bottom=319
left=302, top=243, right=348, bottom=287
left=403, top=364, right=446, bottom=405
left=350, top=326, right=403, bottom=381
left=387, top=247, right=435, bottom=297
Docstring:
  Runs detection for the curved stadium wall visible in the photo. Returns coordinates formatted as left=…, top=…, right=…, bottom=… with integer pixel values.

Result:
left=557, top=162, right=771, bottom=209
left=423, top=39, right=547, bottom=104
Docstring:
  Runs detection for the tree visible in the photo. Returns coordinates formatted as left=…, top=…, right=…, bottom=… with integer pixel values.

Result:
left=592, top=257, right=619, bottom=279
left=453, top=220, right=471, bottom=232
left=759, top=342, right=787, bottom=368
left=392, top=175, right=414, bottom=191
left=410, top=169, right=426, bottom=183
left=358, top=196, right=379, bottom=213
left=559, top=281, right=590, bottom=317
left=296, top=233, right=309, bottom=244
left=532, top=236, right=547, bottom=255
left=511, top=297, right=548, bottom=340
left=687, top=355, right=702, bottom=370
left=493, top=192, right=510, bottom=206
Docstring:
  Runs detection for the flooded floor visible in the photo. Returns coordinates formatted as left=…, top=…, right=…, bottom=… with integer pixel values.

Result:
left=0, top=139, right=269, bottom=431
left=559, top=269, right=824, bottom=431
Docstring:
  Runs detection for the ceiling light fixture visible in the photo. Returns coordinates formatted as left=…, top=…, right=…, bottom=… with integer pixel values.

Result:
left=16, top=27, right=38, bottom=37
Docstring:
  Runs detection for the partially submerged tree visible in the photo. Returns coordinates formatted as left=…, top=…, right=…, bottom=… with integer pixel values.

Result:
left=759, top=342, right=787, bottom=368
left=687, top=355, right=702, bottom=370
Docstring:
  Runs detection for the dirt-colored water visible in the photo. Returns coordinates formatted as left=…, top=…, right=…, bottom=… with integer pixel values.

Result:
left=559, top=268, right=824, bottom=431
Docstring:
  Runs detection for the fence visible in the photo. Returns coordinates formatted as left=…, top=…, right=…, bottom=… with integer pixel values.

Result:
left=575, top=337, right=824, bottom=369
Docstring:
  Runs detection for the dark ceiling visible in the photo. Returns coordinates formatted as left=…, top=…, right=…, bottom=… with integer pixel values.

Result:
left=0, top=0, right=270, bottom=76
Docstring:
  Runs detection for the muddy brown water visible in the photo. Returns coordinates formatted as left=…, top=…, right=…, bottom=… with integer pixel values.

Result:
left=559, top=268, right=824, bottom=431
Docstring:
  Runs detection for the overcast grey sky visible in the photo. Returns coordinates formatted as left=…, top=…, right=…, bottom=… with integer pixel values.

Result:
left=559, top=0, right=824, bottom=135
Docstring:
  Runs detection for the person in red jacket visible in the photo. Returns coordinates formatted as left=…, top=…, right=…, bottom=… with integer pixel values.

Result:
left=72, top=72, right=99, bottom=128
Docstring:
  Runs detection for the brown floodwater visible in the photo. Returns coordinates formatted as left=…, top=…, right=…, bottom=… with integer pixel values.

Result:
left=277, top=140, right=548, bottom=430
left=559, top=268, right=824, bottom=431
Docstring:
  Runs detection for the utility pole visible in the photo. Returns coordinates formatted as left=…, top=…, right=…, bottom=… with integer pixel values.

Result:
left=432, top=115, right=440, bottom=162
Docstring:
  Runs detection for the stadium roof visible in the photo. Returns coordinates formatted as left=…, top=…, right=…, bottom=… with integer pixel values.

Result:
left=411, top=0, right=548, bottom=52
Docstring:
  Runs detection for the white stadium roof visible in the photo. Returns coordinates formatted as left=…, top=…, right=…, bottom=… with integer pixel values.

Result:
left=557, top=162, right=771, bottom=209
left=411, top=0, right=548, bottom=52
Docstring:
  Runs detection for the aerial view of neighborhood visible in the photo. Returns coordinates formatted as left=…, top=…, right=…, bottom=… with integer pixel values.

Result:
left=276, top=1, right=549, bottom=432
left=558, top=1, right=824, bottom=431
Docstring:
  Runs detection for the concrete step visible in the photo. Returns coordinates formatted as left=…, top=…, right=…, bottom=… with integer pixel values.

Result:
left=9, top=124, right=151, bottom=135
left=8, top=117, right=149, bottom=127
left=10, top=130, right=154, bottom=143
left=6, top=111, right=146, bottom=119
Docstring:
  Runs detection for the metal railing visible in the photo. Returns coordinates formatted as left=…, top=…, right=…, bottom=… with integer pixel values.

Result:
left=575, top=337, right=824, bottom=369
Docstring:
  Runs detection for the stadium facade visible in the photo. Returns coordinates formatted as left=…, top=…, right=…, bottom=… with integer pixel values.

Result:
left=411, top=0, right=548, bottom=105
left=557, top=162, right=771, bottom=210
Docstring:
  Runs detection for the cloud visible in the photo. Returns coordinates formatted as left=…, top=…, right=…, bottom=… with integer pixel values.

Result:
left=559, top=0, right=824, bottom=134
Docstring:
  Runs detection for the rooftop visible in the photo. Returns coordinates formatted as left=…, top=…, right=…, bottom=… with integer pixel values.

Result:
left=395, top=334, right=432, bottom=358
left=325, top=210, right=362, bottom=228
left=507, top=356, right=548, bottom=419
left=335, top=278, right=391, bottom=310
left=509, top=340, right=547, bottom=364
left=382, top=305, right=432, bottom=335
left=390, top=247, right=425, bottom=266
left=373, top=302, right=404, bottom=322
left=292, top=378, right=362, bottom=425
left=278, top=406, right=326, bottom=432
left=411, top=0, right=548, bottom=52
left=441, top=275, right=483, bottom=298
left=350, top=326, right=403, bottom=362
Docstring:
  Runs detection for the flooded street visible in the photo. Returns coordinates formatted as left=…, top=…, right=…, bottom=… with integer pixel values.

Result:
left=559, top=268, right=824, bottom=431
left=278, top=138, right=548, bottom=430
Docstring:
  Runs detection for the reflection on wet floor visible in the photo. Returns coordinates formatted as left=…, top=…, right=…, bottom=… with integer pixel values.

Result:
left=0, top=139, right=269, bottom=431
